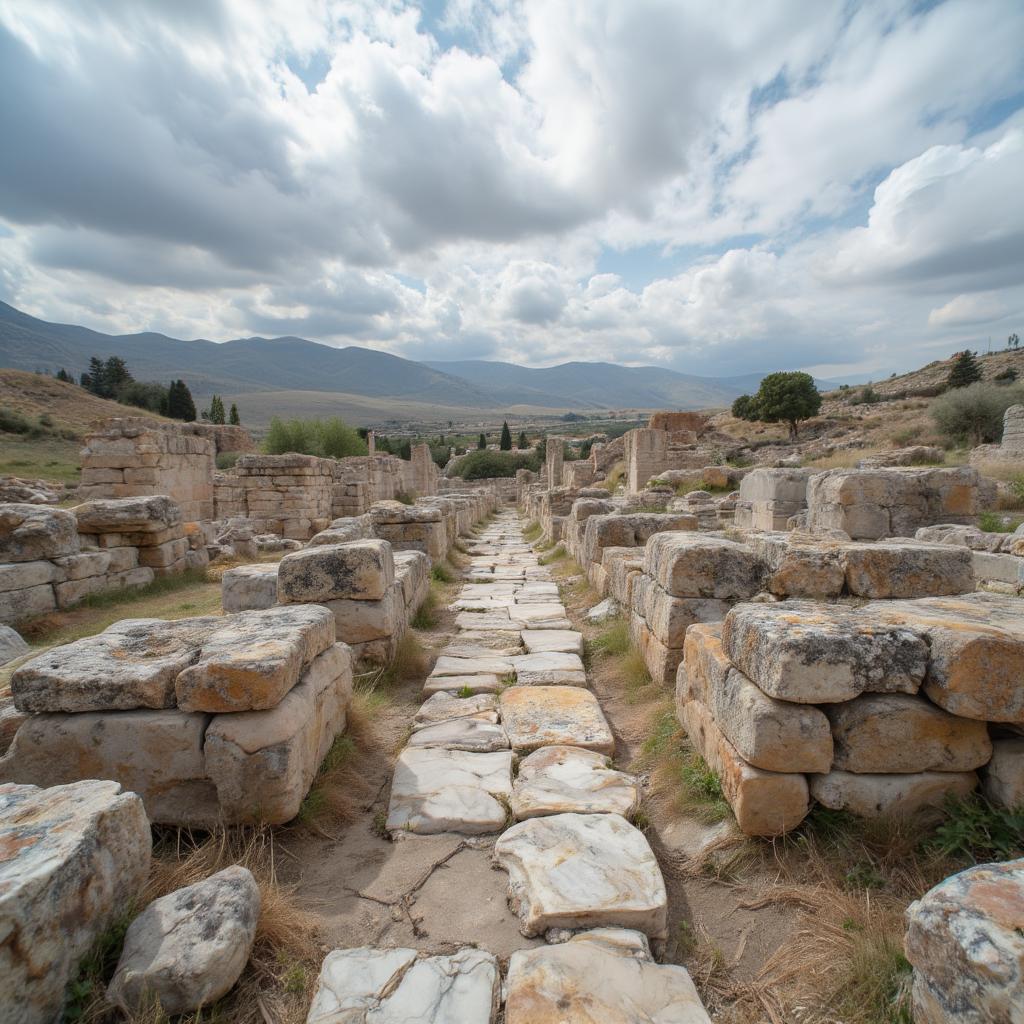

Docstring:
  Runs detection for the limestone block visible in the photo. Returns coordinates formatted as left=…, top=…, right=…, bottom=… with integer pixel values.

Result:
left=385, top=747, right=513, bottom=835
left=739, top=467, right=811, bottom=504
left=723, top=601, right=928, bottom=703
left=0, top=624, right=28, bottom=666
left=504, top=929, right=711, bottom=1024
left=278, top=539, right=395, bottom=603
left=107, top=866, right=260, bottom=1015
left=809, top=770, right=977, bottom=818
left=0, top=780, right=151, bottom=1024
left=12, top=616, right=221, bottom=712
left=826, top=694, right=992, bottom=773
left=204, top=643, right=353, bottom=824
left=0, top=503, right=79, bottom=563
left=0, top=583, right=57, bottom=622
left=0, top=560, right=62, bottom=592
left=644, top=533, right=763, bottom=599
left=51, top=550, right=112, bottom=581
left=221, top=563, right=280, bottom=613
left=0, top=708, right=219, bottom=825
left=844, top=542, right=973, bottom=598
left=394, top=549, right=431, bottom=611
left=679, top=622, right=732, bottom=706
left=679, top=697, right=810, bottom=836
left=176, top=605, right=335, bottom=713
left=494, top=812, right=668, bottom=939
left=405, top=717, right=509, bottom=752
left=510, top=651, right=587, bottom=687
left=413, top=692, right=499, bottom=729
left=106, top=546, right=139, bottom=572
left=510, top=746, right=641, bottom=820
left=981, top=737, right=1024, bottom=808
left=520, top=629, right=583, bottom=655
left=631, top=573, right=730, bottom=647
left=137, top=537, right=189, bottom=569
left=629, top=611, right=685, bottom=687
left=325, top=581, right=404, bottom=644
left=72, top=495, right=183, bottom=534
left=0, top=698, right=28, bottom=756
left=306, top=947, right=499, bottom=1024
left=748, top=534, right=845, bottom=599
left=501, top=686, right=615, bottom=755
left=905, top=859, right=1024, bottom=1024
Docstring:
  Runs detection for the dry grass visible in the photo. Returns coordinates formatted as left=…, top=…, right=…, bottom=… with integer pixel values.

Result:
left=601, top=460, right=625, bottom=492
left=522, top=520, right=542, bottom=542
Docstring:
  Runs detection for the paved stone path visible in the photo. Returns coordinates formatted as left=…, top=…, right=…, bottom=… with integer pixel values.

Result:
left=307, top=509, right=712, bottom=1021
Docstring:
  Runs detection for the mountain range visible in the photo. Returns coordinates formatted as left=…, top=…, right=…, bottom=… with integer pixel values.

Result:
left=0, top=301, right=834, bottom=422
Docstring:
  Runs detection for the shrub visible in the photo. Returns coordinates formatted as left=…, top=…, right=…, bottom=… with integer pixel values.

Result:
left=264, top=417, right=368, bottom=459
left=449, top=449, right=542, bottom=480
left=216, top=452, right=241, bottom=471
left=850, top=385, right=881, bottom=405
left=930, top=382, right=1024, bottom=447
left=0, top=408, right=34, bottom=434
left=995, top=368, right=1019, bottom=384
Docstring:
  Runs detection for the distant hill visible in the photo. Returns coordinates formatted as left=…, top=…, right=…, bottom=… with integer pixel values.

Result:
left=0, top=300, right=835, bottom=421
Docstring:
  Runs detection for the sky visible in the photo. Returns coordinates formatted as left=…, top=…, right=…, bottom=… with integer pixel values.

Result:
left=1, top=0, right=1023, bottom=380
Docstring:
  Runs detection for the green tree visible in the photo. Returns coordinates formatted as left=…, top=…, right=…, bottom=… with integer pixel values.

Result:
left=747, top=371, right=822, bottom=440
left=948, top=350, right=983, bottom=390
left=207, top=395, right=225, bottom=424
left=264, top=417, right=367, bottom=458
left=55, top=368, right=74, bottom=384
left=499, top=421, right=512, bottom=451
left=118, top=380, right=169, bottom=414
left=932, top=382, right=1024, bottom=446
left=229, top=403, right=240, bottom=425
left=81, top=356, right=107, bottom=396
left=731, top=394, right=758, bottom=420
left=518, top=430, right=528, bottom=449
left=167, top=380, right=197, bottom=422
left=478, top=432, right=487, bottom=450
left=104, top=356, right=133, bottom=396
left=1008, top=333, right=1019, bottom=350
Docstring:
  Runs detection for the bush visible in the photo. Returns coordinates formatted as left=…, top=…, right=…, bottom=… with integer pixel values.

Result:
left=449, top=450, right=542, bottom=480
left=850, top=385, right=881, bottom=405
left=264, top=417, right=368, bottom=459
left=0, top=408, right=34, bottom=434
left=930, top=382, right=1024, bottom=447
left=995, top=368, right=1019, bottom=384
left=216, top=452, right=241, bottom=471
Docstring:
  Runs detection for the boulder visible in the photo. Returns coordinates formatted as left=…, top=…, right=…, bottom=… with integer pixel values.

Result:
left=493, top=812, right=668, bottom=939
left=0, top=503, right=79, bottom=563
left=0, top=624, right=28, bottom=666
left=277, top=540, right=395, bottom=603
left=306, top=947, right=499, bottom=1023
left=504, top=928, right=711, bottom=1024
left=904, top=859, right=1024, bottom=1024
left=0, top=780, right=151, bottom=1024
left=981, top=737, right=1024, bottom=809
left=72, top=495, right=183, bottom=534
left=107, top=866, right=260, bottom=1015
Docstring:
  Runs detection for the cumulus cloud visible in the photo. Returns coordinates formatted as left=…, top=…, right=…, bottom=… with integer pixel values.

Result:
left=0, top=0, right=1022, bottom=378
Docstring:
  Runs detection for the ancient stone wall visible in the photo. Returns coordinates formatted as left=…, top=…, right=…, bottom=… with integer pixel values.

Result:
left=545, top=436, right=564, bottom=488
left=734, top=468, right=810, bottom=531
left=0, top=497, right=207, bottom=626
left=80, top=418, right=216, bottom=521
left=677, top=592, right=1023, bottom=836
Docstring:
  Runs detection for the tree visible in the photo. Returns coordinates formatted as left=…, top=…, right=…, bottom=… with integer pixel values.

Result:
left=947, top=350, right=982, bottom=390
left=264, top=416, right=367, bottom=458
left=478, top=432, right=487, bottom=450
left=229, top=403, right=240, bottom=425
left=103, top=356, right=133, bottom=396
left=747, top=371, right=821, bottom=440
left=55, top=368, right=74, bottom=384
left=207, top=395, right=225, bottom=424
left=518, top=430, right=528, bottom=449
left=731, top=394, right=758, bottom=420
left=1009, top=333, right=1020, bottom=350
left=118, top=380, right=169, bottom=414
left=499, top=421, right=512, bottom=451
left=931, top=382, right=1024, bottom=447
left=167, top=380, right=197, bottom=422
left=81, top=356, right=107, bottom=396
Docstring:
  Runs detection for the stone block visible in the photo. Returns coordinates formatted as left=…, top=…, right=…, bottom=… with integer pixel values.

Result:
left=631, top=573, right=730, bottom=647
left=500, top=686, right=614, bottom=754
left=0, top=780, right=151, bottom=1024
left=0, top=560, right=62, bottom=592
left=221, top=563, right=279, bottom=613
left=0, top=624, right=28, bottom=667
left=72, top=495, right=183, bottom=534
left=748, top=534, right=845, bottom=598
left=843, top=542, right=973, bottom=598
left=51, top=551, right=112, bottom=581
left=826, top=694, right=992, bottom=773
left=0, top=583, right=57, bottom=623
left=277, top=539, right=395, bottom=603
left=809, top=770, right=977, bottom=818
left=644, top=533, right=763, bottom=599
left=982, top=737, right=1024, bottom=808
left=0, top=504, right=79, bottom=563
left=325, top=581, right=404, bottom=644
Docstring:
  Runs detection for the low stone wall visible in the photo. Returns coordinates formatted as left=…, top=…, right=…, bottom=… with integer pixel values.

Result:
left=0, top=497, right=207, bottom=625
left=80, top=418, right=216, bottom=521
left=677, top=592, right=1023, bottom=836
left=0, top=605, right=353, bottom=826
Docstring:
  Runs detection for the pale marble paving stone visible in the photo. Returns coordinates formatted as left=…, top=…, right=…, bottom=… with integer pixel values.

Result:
left=406, top=718, right=510, bottom=752
left=305, top=946, right=500, bottom=1024
left=413, top=691, right=499, bottom=729
left=386, top=747, right=513, bottom=835
left=438, top=638, right=524, bottom=660
left=510, top=746, right=641, bottom=820
left=422, top=673, right=504, bottom=696
left=455, top=610, right=517, bottom=631
left=520, top=629, right=584, bottom=655
left=511, top=652, right=588, bottom=687
left=451, top=596, right=517, bottom=611
left=507, top=609, right=573, bottom=631
left=493, top=812, right=668, bottom=939
left=500, top=687, right=615, bottom=755
left=504, top=928, right=711, bottom=1024
left=431, top=654, right=515, bottom=677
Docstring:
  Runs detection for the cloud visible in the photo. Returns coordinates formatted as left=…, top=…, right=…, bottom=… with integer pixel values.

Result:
left=928, top=293, right=1012, bottom=329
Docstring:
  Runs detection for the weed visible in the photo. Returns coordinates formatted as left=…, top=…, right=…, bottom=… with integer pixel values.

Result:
left=63, top=908, right=138, bottom=1021
left=844, top=860, right=888, bottom=891
left=590, top=617, right=630, bottom=658
left=282, top=963, right=308, bottom=995
left=675, top=920, right=698, bottom=957
left=978, top=510, right=1021, bottom=532
left=928, top=793, right=1024, bottom=862
left=430, top=562, right=454, bottom=583
left=372, top=809, right=389, bottom=839
left=522, top=520, right=542, bottom=542
left=456, top=685, right=474, bottom=698
left=411, top=588, right=439, bottom=629
left=602, top=461, right=625, bottom=492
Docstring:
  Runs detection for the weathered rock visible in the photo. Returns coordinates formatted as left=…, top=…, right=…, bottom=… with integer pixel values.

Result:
left=809, top=770, right=977, bottom=818
left=644, top=533, right=762, bottom=599
left=422, top=673, right=504, bottom=696
left=221, top=563, right=279, bottom=613
left=0, top=503, right=80, bottom=564
left=511, top=651, right=587, bottom=687
left=306, top=946, right=500, bottom=1023
left=504, top=928, right=711, bottom=1024
left=176, top=605, right=336, bottom=713
left=749, top=534, right=846, bottom=599
left=412, top=691, right=499, bottom=729
left=494, top=812, right=668, bottom=938
left=0, top=624, right=28, bottom=666
left=510, top=746, right=641, bottom=820
left=324, top=583, right=404, bottom=645
left=723, top=601, right=928, bottom=703
left=500, top=686, right=614, bottom=755
left=981, top=737, right=1024, bottom=809
left=520, top=629, right=583, bottom=655
left=431, top=654, right=515, bottom=678
left=406, top=717, right=509, bottom=752
left=73, top=495, right=183, bottom=534
left=843, top=542, right=973, bottom=599
left=386, top=747, right=513, bottom=835
left=277, top=539, right=395, bottom=603
left=0, top=780, right=151, bottom=1024
left=631, top=573, right=731, bottom=648
left=904, top=859, right=1024, bottom=1024
left=826, top=694, right=992, bottom=773
left=678, top=697, right=810, bottom=836
left=11, top=616, right=221, bottom=712
left=107, top=866, right=260, bottom=1015
left=585, top=598, right=619, bottom=624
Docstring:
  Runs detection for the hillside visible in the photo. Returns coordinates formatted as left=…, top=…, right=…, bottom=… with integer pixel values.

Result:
left=855, top=346, right=1024, bottom=399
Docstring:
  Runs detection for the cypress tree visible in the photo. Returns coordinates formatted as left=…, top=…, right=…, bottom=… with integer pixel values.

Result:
left=518, top=430, right=528, bottom=449
left=56, top=368, right=74, bottom=384
left=499, top=421, right=512, bottom=450
left=229, top=403, right=240, bottom=425
left=947, top=350, right=983, bottom=389
left=477, top=432, right=487, bottom=450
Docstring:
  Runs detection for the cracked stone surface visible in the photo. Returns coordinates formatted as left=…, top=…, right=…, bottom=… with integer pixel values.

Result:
left=500, top=686, right=614, bottom=755
left=406, top=717, right=509, bottom=752
left=413, top=692, right=499, bottom=729
left=520, top=629, right=584, bottom=655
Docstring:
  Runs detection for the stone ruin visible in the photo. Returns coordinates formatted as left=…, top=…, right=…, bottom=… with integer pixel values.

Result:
left=970, top=401, right=1024, bottom=467
left=1, top=604, right=354, bottom=827
left=0, top=496, right=207, bottom=625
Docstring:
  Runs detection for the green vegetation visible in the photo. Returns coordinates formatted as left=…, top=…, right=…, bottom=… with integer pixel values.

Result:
left=947, top=349, right=983, bottom=389
left=477, top=432, right=487, bottom=450
left=0, top=407, right=78, bottom=441
left=590, top=617, right=630, bottom=657
left=522, top=520, right=542, bottom=542
left=229, top=402, right=240, bottom=425
left=0, top=435, right=81, bottom=484
left=978, top=510, right=1020, bottom=533
left=499, top=420, right=513, bottom=450
left=449, top=449, right=542, bottom=480
left=732, top=371, right=822, bottom=439
left=204, top=394, right=226, bottom=424
left=264, top=416, right=368, bottom=458
left=928, top=794, right=1024, bottom=862
left=930, top=381, right=1024, bottom=446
